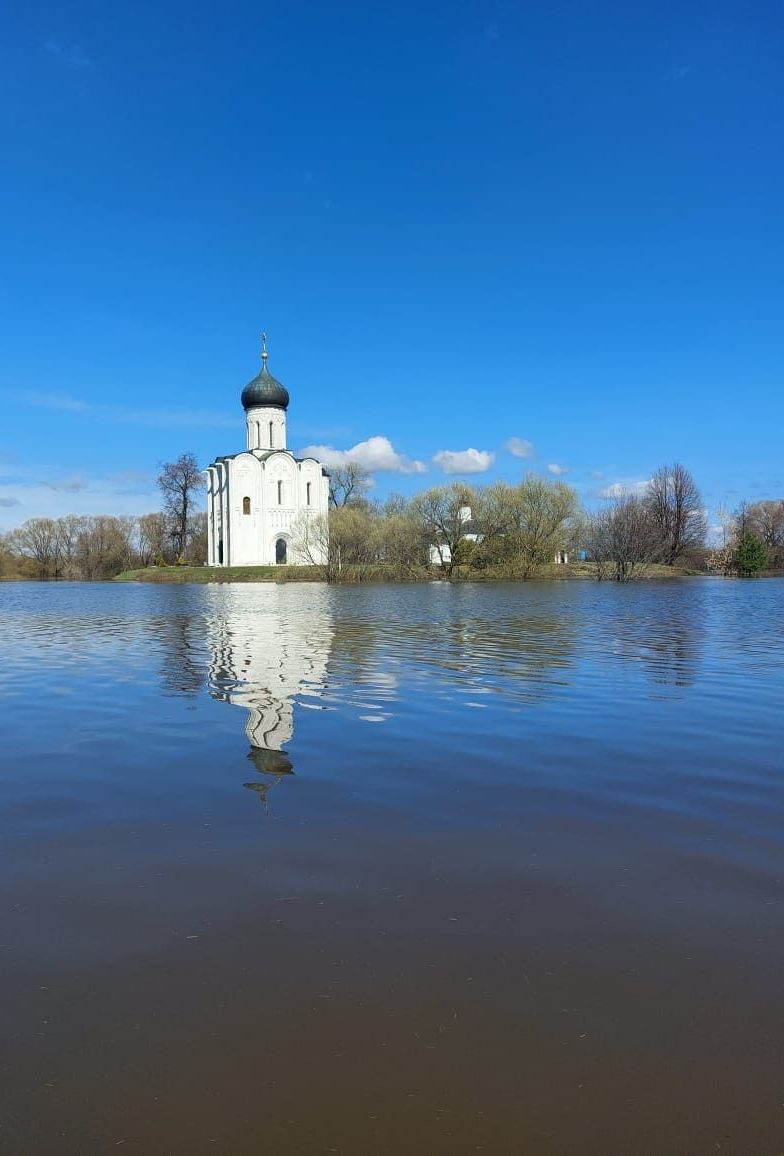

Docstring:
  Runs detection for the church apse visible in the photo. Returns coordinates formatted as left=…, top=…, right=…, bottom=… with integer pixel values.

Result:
left=206, top=586, right=333, bottom=807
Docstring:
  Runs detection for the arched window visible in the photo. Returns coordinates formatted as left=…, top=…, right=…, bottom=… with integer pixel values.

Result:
left=277, top=480, right=283, bottom=505
left=242, top=496, right=250, bottom=515
left=269, top=420, right=274, bottom=447
left=276, top=537, right=287, bottom=564
left=306, top=481, right=311, bottom=505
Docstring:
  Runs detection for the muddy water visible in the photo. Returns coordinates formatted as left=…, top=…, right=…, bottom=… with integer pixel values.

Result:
left=1, top=579, right=783, bottom=1154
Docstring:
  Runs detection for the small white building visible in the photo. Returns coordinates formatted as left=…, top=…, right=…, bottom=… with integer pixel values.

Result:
left=206, top=337, right=330, bottom=566
left=428, top=505, right=481, bottom=566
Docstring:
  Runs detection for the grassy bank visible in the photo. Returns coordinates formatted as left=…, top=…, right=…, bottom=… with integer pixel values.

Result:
left=114, top=565, right=320, bottom=583
left=114, top=562, right=703, bottom=584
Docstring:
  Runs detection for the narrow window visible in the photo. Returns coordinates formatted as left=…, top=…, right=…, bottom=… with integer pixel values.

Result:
left=242, top=496, right=250, bottom=515
left=306, top=481, right=311, bottom=506
left=277, top=480, right=282, bottom=505
left=269, top=420, right=274, bottom=447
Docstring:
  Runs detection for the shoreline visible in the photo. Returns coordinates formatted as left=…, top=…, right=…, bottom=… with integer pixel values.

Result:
left=4, top=567, right=781, bottom=585
left=112, top=563, right=711, bottom=584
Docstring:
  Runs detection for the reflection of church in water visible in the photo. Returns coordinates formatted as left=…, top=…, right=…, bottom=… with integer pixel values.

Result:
left=206, top=587, right=333, bottom=807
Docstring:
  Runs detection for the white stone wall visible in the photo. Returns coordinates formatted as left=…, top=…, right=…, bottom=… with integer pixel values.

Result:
left=207, top=450, right=329, bottom=567
left=245, top=405, right=288, bottom=452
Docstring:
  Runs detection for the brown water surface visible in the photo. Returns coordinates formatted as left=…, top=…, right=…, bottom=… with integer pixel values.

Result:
left=1, top=580, right=783, bottom=1154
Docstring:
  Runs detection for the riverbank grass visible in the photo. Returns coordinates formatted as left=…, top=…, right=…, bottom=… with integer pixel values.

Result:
left=114, top=565, right=319, bottom=583
left=114, top=561, right=705, bottom=583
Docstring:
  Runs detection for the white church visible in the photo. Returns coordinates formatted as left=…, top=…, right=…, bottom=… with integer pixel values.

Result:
left=206, top=336, right=330, bottom=566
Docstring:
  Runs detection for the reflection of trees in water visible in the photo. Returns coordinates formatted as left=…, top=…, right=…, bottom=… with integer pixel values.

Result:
left=205, top=586, right=334, bottom=807
left=606, top=592, right=705, bottom=691
left=154, top=614, right=205, bottom=697
left=640, top=610, right=703, bottom=689
left=361, top=611, right=578, bottom=707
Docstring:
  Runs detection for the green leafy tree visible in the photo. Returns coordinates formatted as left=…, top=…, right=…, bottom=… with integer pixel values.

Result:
left=734, top=531, right=767, bottom=577
left=478, top=476, right=578, bottom=578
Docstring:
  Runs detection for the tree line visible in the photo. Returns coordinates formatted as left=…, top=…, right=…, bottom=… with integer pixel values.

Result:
left=297, top=461, right=783, bottom=582
left=0, top=454, right=207, bottom=580
left=0, top=511, right=209, bottom=581
left=2, top=453, right=781, bottom=581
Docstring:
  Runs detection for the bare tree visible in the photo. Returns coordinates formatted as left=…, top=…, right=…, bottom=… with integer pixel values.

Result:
left=55, top=515, right=84, bottom=578
left=115, top=516, right=138, bottom=572
left=157, top=453, right=205, bottom=559
left=746, top=500, right=784, bottom=567
left=187, top=511, right=208, bottom=564
left=716, top=502, right=735, bottom=549
left=331, top=506, right=380, bottom=580
left=9, top=518, right=59, bottom=579
left=75, top=516, right=129, bottom=579
left=376, top=494, right=424, bottom=578
left=328, top=462, right=371, bottom=508
left=587, top=495, right=660, bottom=582
left=137, top=512, right=170, bottom=566
left=292, top=506, right=376, bottom=581
left=292, top=511, right=333, bottom=579
left=646, top=463, right=706, bottom=565
left=0, top=532, right=18, bottom=578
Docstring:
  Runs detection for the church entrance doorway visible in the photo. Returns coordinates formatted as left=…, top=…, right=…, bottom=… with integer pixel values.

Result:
left=275, top=537, right=287, bottom=565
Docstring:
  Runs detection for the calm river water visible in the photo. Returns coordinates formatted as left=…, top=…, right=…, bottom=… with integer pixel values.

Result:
left=1, top=579, right=783, bottom=1154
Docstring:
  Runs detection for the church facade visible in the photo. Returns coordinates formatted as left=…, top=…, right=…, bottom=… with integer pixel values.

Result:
left=206, top=338, right=330, bottom=566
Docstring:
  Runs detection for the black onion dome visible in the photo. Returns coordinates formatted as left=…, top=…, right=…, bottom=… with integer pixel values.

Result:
left=241, top=360, right=289, bottom=410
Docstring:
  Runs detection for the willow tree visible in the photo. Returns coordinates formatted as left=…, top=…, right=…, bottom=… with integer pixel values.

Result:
left=293, top=505, right=382, bottom=582
left=410, top=483, right=477, bottom=577
left=479, top=476, right=579, bottom=578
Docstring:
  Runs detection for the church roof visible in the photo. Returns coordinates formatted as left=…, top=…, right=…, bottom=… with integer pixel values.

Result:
left=207, top=450, right=329, bottom=476
left=241, top=334, right=289, bottom=410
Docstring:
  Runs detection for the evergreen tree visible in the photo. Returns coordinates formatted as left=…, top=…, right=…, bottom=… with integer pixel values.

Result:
left=735, top=531, right=767, bottom=577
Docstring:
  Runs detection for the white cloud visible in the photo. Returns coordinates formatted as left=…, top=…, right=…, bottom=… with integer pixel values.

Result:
left=298, top=435, right=426, bottom=475
left=599, top=479, right=652, bottom=499
left=547, top=463, right=569, bottom=476
left=432, top=448, right=495, bottom=475
left=505, top=437, right=535, bottom=459
left=0, top=497, right=21, bottom=508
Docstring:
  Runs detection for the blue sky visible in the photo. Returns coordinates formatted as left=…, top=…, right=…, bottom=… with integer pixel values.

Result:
left=1, top=0, right=782, bottom=531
